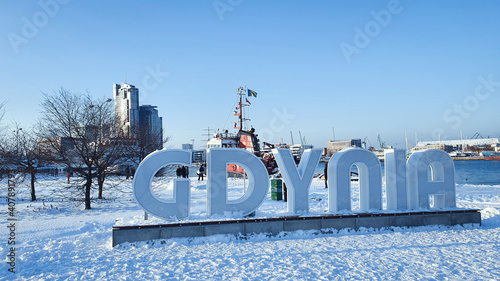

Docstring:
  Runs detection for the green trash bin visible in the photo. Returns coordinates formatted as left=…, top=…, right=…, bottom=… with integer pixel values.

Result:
left=270, top=179, right=283, bottom=201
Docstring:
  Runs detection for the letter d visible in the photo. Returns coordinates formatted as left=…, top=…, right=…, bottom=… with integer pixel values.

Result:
left=207, top=149, right=268, bottom=216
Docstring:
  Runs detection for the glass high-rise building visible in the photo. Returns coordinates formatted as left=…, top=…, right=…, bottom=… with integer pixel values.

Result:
left=113, top=83, right=164, bottom=152
left=139, top=105, right=163, bottom=150
left=113, top=83, right=139, bottom=137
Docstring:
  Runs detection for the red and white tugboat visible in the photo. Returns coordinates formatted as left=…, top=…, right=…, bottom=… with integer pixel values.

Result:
left=206, top=87, right=276, bottom=176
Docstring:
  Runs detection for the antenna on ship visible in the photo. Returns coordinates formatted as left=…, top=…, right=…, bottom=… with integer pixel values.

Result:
left=202, top=127, right=213, bottom=148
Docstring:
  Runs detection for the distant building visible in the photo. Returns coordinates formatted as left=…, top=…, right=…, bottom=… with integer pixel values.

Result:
left=415, top=138, right=499, bottom=152
left=415, top=138, right=499, bottom=148
left=113, top=83, right=164, bottom=153
left=192, top=150, right=205, bottom=163
left=37, top=137, right=75, bottom=159
left=113, top=83, right=140, bottom=137
left=182, top=143, right=194, bottom=150
left=326, top=139, right=362, bottom=156
left=139, top=105, right=163, bottom=150
left=493, top=143, right=500, bottom=153
left=413, top=143, right=454, bottom=153
left=290, top=144, right=314, bottom=163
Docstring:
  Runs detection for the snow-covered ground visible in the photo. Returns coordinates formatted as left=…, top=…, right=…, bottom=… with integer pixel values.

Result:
left=1, top=174, right=500, bottom=280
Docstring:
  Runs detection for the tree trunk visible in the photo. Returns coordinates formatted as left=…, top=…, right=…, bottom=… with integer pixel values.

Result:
left=85, top=177, right=92, bottom=209
left=84, top=166, right=92, bottom=210
left=97, top=172, right=105, bottom=199
left=30, top=168, right=37, bottom=201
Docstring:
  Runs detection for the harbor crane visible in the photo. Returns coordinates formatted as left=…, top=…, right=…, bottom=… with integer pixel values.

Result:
left=471, top=132, right=484, bottom=139
left=377, top=134, right=386, bottom=149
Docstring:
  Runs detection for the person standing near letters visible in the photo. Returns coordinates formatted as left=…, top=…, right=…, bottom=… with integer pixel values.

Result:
left=176, top=166, right=182, bottom=178
left=324, top=162, right=328, bottom=188
left=197, top=164, right=205, bottom=181
left=125, top=166, right=131, bottom=180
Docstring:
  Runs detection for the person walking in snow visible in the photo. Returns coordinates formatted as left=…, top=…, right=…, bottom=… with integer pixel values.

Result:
left=197, top=164, right=205, bottom=181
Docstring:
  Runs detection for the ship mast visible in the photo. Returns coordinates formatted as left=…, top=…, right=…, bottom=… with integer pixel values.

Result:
left=234, top=87, right=250, bottom=131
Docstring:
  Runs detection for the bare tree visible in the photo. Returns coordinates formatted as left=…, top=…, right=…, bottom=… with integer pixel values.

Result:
left=135, top=125, right=169, bottom=165
left=114, top=115, right=170, bottom=174
left=6, top=124, right=46, bottom=201
left=0, top=101, right=7, bottom=173
left=38, top=88, right=122, bottom=209
left=87, top=98, right=125, bottom=199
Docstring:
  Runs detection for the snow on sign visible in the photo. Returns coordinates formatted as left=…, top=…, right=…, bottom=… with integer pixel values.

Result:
left=133, top=148, right=456, bottom=220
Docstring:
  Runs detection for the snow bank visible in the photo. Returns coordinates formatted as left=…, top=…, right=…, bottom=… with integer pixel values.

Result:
left=1, top=176, right=499, bottom=280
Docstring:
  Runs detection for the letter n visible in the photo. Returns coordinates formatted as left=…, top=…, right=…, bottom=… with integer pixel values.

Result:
left=327, top=148, right=382, bottom=212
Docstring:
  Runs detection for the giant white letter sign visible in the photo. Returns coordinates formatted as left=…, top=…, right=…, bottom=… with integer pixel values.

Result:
left=328, top=148, right=382, bottom=212
left=384, top=149, right=408, bottom=210
left=133, top=149, right=192, bottom=219
left=272, top=148, right=323, bottom=213
left=207, top=149, right=269, bottom=216
left=407, top=149, right=456, bottom=209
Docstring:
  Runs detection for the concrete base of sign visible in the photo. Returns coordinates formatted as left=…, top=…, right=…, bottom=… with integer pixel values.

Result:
left=112, top=209, right=481, bottom=247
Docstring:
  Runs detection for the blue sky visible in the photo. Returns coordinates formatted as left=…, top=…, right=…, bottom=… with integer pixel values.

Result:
left=1, top=0, right=499, bottom=150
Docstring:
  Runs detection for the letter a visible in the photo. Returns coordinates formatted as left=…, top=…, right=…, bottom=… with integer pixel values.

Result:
left=407, top=149, right=456, bottom=209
